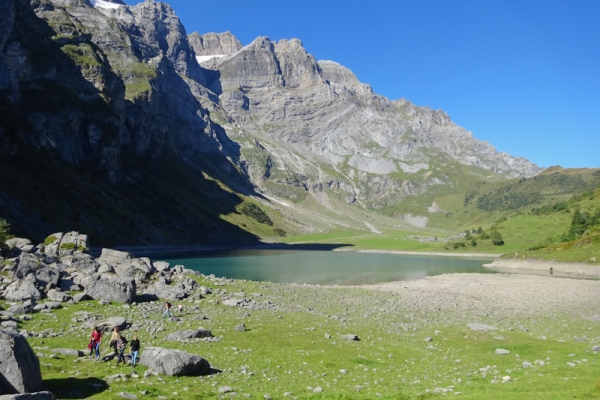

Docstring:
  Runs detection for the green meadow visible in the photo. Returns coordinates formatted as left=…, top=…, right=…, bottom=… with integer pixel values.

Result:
left=7, top=274, right=600, bottom=399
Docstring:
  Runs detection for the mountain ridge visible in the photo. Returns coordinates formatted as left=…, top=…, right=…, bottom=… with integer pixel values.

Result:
left=0, top=0, right=565, bottom=246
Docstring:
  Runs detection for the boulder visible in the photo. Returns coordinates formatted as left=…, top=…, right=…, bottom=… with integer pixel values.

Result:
left=73, top=293, right=92, bottom=303
left=45, top=289, right=72, bottom=303
left=42, top=233, right=63, bottom=258
left=4, top=238, right=34, bottom=255
left=58, top=232, right=87, bottom=256
left=86, top=273, right=136, bottom=304
left=7, top=301, right=34, bottom=315
left=97, top=249, right=130, bottom=266
left=139, top=347, right=210, bottom=376
left=50, top=348, right=84, bottom=357
left=164, top=329, right=212, bottom=341
left=0, top=392, right=57, bottom=399
left=152, top=261, right=170, bottom=272
left=0, top=330, right=43, bottom=393
left=143, top=282, right=188, bottom=301
left=97, top=316, right=127, bottom=332
left=61, top=254, right=98, bottom=275
left=3, top=281, right=41, bottom=302
left=234, top=324, right=246, bottom=332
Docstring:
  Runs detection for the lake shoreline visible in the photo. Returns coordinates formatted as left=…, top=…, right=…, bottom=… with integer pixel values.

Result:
left=483, top=257, right=600, bottom=278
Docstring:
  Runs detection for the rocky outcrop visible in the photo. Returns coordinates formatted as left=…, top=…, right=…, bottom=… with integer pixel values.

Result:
left=189, top=31, right=242, bottom=56
left=139, top=347, right=211, bottom=376
left=0, top=330, right=42, bottom=393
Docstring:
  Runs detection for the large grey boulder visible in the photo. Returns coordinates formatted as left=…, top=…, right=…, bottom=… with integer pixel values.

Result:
left=0, top=330, right=43, bottom=393
left=3, top=280, right=41, bottom=302
left=45, top=289, right=72, bottom=303
left=61, top=253, right=98, bottom=275
left=14, top=254, right=60, bottom=289
left=85, top=273, right=136, bottom=304
left=164, top=329, right=212, bottom=341
left=139, top=347, right=210, bottom=376
left=115, top=258, right=154, bottom=285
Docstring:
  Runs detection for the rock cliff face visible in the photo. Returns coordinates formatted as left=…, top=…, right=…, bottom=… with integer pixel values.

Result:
left=198, top=33, right=542, bottom=208
left=0, top=0, right=543, bottom=243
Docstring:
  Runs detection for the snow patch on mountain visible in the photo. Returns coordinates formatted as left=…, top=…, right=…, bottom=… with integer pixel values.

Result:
left=89, top=0, right=121, bottom=10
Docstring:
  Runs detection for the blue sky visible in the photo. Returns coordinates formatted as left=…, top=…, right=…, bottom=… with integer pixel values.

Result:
left=124, top=0, right=599, bottom=169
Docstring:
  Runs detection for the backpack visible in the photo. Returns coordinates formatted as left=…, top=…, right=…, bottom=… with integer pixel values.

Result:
left=166, top=302, right=172, bottom=308
left=117, top=336, right=127, bottom=350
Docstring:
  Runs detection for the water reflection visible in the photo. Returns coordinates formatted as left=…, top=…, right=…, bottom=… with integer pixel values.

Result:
left=162, top=250, right=496, bottom=285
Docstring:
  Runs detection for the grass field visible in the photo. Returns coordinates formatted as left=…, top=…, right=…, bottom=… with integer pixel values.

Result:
left=6, top=274, right=600, bottom=400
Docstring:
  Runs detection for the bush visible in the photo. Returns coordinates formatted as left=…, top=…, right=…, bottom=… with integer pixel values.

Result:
left=490, top=230, right=504, bottom=246
left=273, top=228, right=287, bottom=237
left=239, top=201, right=273, bottom=225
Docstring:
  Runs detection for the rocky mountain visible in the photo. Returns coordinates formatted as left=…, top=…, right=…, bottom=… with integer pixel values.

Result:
left=0, top=0, right=545, bottom=245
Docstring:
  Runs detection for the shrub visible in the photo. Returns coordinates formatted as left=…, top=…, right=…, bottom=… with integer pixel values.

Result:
left=490, top=230, right=505, bottom=246
left=273, top=228, right=287, bottom=237
left=239, top=201, right=273, bottom=225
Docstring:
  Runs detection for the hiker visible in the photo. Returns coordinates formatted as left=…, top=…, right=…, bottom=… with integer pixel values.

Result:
left=130, top=334, right=141, bottom=367
left=178, top=303, right=183, bottom=313
left=550, top=267, right=554, bottom=275
left=109, top=326, right=120, bottom=355
left=115, top=332, right=128, bottom=366
left=89, top=326, right=102, bottom=360
left=162, top=301, right=172, bottom=318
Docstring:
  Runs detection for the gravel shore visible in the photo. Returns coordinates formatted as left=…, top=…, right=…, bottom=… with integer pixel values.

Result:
left=360, top=270, right=600, bottom=325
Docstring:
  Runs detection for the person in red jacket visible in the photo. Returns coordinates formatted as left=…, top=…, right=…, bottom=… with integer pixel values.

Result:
left=90, top=326, right=102, bottom=360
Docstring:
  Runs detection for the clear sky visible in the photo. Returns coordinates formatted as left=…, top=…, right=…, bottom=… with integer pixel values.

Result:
left=123, top=0, right=600, bottom=169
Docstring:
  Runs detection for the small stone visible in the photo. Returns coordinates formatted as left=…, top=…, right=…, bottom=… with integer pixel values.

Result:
left=495, top=349, right=510, bottom=355
left=218, top=386, right=233, bottom=393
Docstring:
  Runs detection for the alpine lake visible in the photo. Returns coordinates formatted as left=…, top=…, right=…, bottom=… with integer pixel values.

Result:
left=159, top=249, right=497, bottom=285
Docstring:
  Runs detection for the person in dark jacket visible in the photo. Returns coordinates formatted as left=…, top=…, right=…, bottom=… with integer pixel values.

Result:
left=115, top=332, right=128, bottom=366
left=130, top=334, right=141, bottom=366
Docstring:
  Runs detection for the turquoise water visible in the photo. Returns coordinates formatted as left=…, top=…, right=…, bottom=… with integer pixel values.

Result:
left=162, top=249, right=496, bottom=285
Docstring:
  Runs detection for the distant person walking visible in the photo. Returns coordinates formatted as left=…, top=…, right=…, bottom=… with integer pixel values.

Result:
left=89, top=326, right=102, bottom=360
left=130, top=334, right=141, bottom=367
left=550, top=267, right=554, bottom=275
left=115, top=332, right=128, bottom=366
left=178, top=303, right=183, bottom=313
left=162, top=301, right=172, bottom=318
